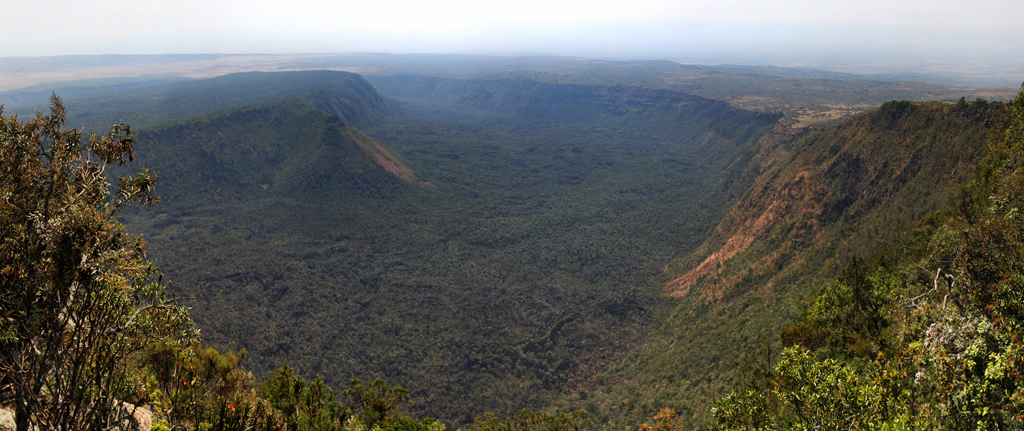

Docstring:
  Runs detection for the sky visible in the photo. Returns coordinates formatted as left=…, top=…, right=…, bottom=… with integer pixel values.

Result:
left=5, top=0, right=1024, bottom=80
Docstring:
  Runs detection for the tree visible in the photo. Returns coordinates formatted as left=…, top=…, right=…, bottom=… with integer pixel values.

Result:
left=344, top=378, right=411, bottom=429
left=0, top=95, right=193, bottom=430
left=712, top=84, right=1024, bottom=430
left=469, top=409, right=592, bottom=431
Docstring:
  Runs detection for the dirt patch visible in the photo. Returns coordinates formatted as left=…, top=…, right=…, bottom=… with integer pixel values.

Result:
left=664, top=200, right=786, bottom=298
left=792, top=105, right=868, bottom=128
left=345, top=128, right=432, bottom=187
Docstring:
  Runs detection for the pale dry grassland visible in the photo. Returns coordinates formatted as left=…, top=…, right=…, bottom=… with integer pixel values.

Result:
left=0, top=54, right=365, bottom=92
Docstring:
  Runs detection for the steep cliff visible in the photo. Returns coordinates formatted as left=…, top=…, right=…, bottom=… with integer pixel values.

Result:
left=668, top=100, right=1003, bottom=302
left=584, top=99, right=1005, bottom=429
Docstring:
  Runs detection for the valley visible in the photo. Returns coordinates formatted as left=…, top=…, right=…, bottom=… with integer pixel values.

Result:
left=2, top=55, right=1020, bottom=429
left=21, top=69, right=776, bottom=425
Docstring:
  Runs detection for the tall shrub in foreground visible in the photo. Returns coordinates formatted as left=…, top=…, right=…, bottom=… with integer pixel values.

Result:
left=0, top=95, right=193, bottom=430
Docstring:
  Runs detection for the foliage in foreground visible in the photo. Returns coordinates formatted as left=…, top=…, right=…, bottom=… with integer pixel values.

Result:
left=0, top=95, right=193, bottom=429
left=136, top=340, right=598, bottom=431
left=137, top=342, right=444, bottom=431
left=711, top=86, right=1024, bottom=429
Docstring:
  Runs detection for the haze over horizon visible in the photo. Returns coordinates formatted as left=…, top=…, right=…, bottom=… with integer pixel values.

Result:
left=4, top=0, right=1024, bottom=85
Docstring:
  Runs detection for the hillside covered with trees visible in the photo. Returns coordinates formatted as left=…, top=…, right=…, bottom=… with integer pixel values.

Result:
left=587, top=97, right=1006, bottom=427
left=710, top=89, right=1024, bottom=429
left=3, top=64, right=1024, bottom=430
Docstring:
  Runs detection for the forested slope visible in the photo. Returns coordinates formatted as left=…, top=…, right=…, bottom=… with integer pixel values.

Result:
left=710, top=88, right=1024, bottom=430
left=578, top=98, right=1006, bottom=428
left=7, top=70, right=394, bottom=132
left=669, top=99, right=1004, bottom=300
left=132, top=100, right=419, bottom=204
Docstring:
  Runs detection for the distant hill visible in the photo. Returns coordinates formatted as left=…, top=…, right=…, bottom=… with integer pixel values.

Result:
left=362, top=66, right=995, bottom=120
left=133, top=99, right=420, bottom=205
left=3, top=53, right=1014, bottom=125
left=366, top=75, right=780, bottom=164
left=4, top=70, right=394, bottom=132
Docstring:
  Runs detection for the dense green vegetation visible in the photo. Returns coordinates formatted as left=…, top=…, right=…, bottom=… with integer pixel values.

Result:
left=6, top=70, right=393, bottom=134
left=37, top=71, right=772, bottom=425
left=0, top=94, right=599, bottom=431
left=0, top=96, right=191, bottom=429
left=709, top=89, right=1024, bottom=429
left=6, top=64, right=1020, bottom=430
left=574, top=97, right=1007, bottom=429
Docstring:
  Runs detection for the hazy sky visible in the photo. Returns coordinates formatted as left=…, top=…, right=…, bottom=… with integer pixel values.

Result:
left=5, top=0, right=1024, bottom=76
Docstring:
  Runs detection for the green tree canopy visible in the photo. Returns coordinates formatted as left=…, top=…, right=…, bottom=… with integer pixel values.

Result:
left=711, top=84, right=1024, bottom=431
left=0, top=95, right=193, bottom=430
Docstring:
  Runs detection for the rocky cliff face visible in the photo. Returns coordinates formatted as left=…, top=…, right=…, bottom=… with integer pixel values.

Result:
left=667, top=100, right=1003, bottom=302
